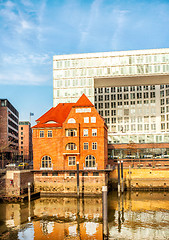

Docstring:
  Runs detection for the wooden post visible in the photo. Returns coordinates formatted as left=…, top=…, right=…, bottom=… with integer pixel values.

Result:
left=102, top=186, right=108, bottom=238
left=28, top=182, right=31, bottom=202
left=118, top=161, right=121, bottom=196
left=121, top=160, right=124, bottom=193
left=77, top=161, right=80, bottom=197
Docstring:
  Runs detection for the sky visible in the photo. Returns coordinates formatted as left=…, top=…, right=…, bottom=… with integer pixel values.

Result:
left=0, top=0, right=169, bottom=126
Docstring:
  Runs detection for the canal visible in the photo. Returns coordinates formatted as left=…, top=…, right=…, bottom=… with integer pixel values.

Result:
left=0, top=191, right=169, bottom=239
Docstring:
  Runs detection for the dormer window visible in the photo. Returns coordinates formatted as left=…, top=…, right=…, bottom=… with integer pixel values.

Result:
left=65, top=129, right=77, bottom=137
left=68, top=118, right=76, bottom=123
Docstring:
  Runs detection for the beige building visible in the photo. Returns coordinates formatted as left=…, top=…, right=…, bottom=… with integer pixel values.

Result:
left=19, top=121, right=32, bottom=161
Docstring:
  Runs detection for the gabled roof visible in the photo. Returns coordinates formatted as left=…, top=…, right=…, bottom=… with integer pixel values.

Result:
left=74, top=94, right=94, bottom=107
left=32, top=94, right=94, bottom=129
left=32, top=103, right=74, bottom=128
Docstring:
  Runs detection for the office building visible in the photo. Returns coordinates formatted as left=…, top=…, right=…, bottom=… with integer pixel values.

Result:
left=0, top=99, right=19, bottom=167
left=53, top=49, right=169, bottom=165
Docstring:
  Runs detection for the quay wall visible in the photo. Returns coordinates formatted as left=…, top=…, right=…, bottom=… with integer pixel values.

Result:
left=34, top=171, right=108, bottom=196
left=109, top=167, right=169, bottom=190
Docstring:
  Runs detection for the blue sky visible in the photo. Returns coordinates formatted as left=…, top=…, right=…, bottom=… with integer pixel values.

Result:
left=0, top=0, right=169, bottom=125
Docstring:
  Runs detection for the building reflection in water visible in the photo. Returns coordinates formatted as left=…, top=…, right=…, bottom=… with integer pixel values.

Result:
left=0, top=192, right=169, bottom=240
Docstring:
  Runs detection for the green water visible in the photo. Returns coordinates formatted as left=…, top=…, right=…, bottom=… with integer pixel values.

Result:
left=0, top=192, right=169, bottom=239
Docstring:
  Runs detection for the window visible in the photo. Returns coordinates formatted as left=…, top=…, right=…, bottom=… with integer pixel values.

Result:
left=66, top=129, right=77, bottom=137
left=98, top=103, right=103, bottom=109
left=21, top=141, right=23, bottom=144
left=69, top=172, right=75, bottom=176
left=68, top=118, right=76, bottom=123
left=98, top=95, right=103, bottom=101
left=21, top=137, right=23, bottom=140
left=21, top=127, right=23, bottom=130
left=66, top=143, right=77, bottom=150
left=105, top=102, right=109, bottom=108
left=105, top=95, right=109, bottom=101
left=111, top=102, right=116, bottom=108
left=93, top=172, right=99, bottom=176
left=42, top=172, right=48, bottom=176
left=84, top=117, right=89, bottom=123
left=68, top=156, right=76, bottom=166
left=105, top=110, right=109, bottom=116
left=92, top=129, right=97, bottom=136
left=40, top=130, right=44, bottom=138
left=52, top=172, right=58, bottom=176
left=82, top=172, right=88, bottom=176
left=47, top=130, right=53, bottom=138
left=92, top=142, right=97, bottom=150
left=84, top=142, right=89, bottom=150
left=83, top=129, right=88, bottom=136
left=41, top=156, right=52, bottom=168
left=150, top=92, right=155, bottom=98
left=91, top=117, right=96, bottom=123
left=85, top=155, right=96, bottom=167
left=21, top=132, right=23, bottom=135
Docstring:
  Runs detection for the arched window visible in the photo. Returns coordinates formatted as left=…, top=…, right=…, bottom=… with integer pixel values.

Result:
left=66, top=143, right=77, bottom=150
left=85, top=155, right=96, bottom=167
left=68, top=118, right=76, bottom=123
left=41, top=155, right=52, bottom=168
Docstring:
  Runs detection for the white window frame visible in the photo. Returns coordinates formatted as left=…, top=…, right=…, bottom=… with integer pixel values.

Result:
left=84, top=142, right=89, bottom=150
left=83, top=129, right=88, bottom=136
left=40, top=130, right=44, bottom=138
left=84, top=117, right=89, bottom=123
left=92, top=142, right=97, bottom=150
left=68, top=156, right=76, bottom=166
left=47, top=130, right=53, bottom=138
left=92, top=129, right=97, bottom=136
left=91, top=117, right=96, bottom=123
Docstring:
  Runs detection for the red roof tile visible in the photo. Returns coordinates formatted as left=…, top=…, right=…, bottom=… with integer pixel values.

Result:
left=32, top=94, right=94, bottom=129
left=74, top=94, right=94, bottom=107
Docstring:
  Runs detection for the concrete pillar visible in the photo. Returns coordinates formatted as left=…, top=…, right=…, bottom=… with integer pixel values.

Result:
left=102, top=186, right=108, bottom=238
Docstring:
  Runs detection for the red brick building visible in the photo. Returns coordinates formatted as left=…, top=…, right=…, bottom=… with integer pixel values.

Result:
left=32, top=94, right=108, bottom=195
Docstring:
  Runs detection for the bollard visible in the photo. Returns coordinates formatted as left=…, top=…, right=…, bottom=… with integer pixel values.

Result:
left=129, top=165, right=131, bottom=190
left=102, top=186, right=108, bottom=238
left=28, top=182, right=31, bottom=202
left=118, top=161, right=121, bottom=196
left=77, top=162, right=80, bottom=197
left=121, top=160, right=124, bottom=193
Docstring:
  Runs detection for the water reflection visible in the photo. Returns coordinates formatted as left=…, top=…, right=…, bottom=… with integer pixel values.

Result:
left=0, top=192, right=169, bottom=239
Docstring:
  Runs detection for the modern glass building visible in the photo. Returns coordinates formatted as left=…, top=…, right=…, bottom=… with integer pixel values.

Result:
left=53, top=48, right=169, bottom=147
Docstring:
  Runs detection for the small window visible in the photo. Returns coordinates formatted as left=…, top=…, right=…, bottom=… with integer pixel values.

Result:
left=66, top=129, right=77, bottom=137
left=40, top=130, right=44, bottom=138
left=21, top=127, right=23, bottom=130
left=69, top=172, right=75, bottom=176
left=92, top=142, right=97, bottom=150
left=83, top=129, right=88, bottom=136
left=91, top=117, right=96, bottom=123
left=21, top=132, right=23, bottom=135
left=92, top=129, right=97, bottom=136
left=42, top=172, right=48, bottom=176
left=84, top=117, right=89, bottom=123
left=68, top=156, right=76, bottom=166
left=52, top=172, right=58, bottom=176
left=93, top=172, right=99, bottom=176
left=21, top=141, right=23, bottom=144
left=47, top=130, right=53, bottom=138
left=82, top=172, right=88, bottom=176
left=21, top=137, right=23, bottom=140
left=84, top=142, right=89, bottom=150
left=68, top=118, right=76, bottom=123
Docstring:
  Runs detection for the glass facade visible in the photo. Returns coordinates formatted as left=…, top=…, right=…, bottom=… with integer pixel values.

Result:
left=53, top=49, right=169, bottom=144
